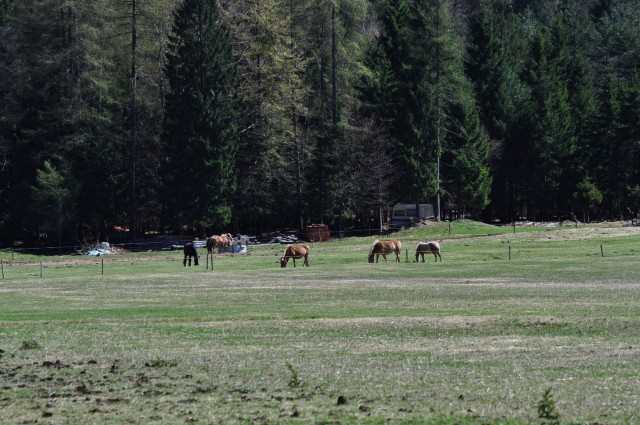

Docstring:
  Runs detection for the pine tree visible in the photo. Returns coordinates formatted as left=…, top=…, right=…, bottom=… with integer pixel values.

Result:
left=368, top=0, right=491, bottom=220
left=297, top=0, right=373, bottom=226
left=520, top=13, right=577, bottom=219
left=365, top=0, right=433, bottom=209
left=467, top=0, right=530, bottom=220
left=447, top=102, right=493, bottom=217
left=5, top=0, right=130, bottom=242
left=227, top=0, right=310, bottom=234
left=591, top=0, right=640, bottom=218
left=162, top=0, right=237, bottom=234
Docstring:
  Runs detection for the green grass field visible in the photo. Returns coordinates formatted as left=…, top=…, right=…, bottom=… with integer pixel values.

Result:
left=1, top=221, right=639, bottom=424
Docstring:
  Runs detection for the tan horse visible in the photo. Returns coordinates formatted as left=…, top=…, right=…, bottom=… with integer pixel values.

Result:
left=280, top=244, right=310, bottom=267
left=206, top=235, right=220, bottom=254
left=368, top=239, right=402, bottom=263
left=207, top=234, right=232, bottom=253
left=415, top=241, right=442, bottom=262
left=217, top=234, right=232, bottom=252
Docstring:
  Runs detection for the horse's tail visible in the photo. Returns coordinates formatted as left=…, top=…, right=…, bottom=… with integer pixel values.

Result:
left=369, top=240, right=380, bottom=255
left=395, top=240, right=402, bottom=252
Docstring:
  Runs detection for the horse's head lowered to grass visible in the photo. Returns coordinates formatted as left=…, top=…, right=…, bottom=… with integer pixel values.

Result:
left=368, top=239, right=401, bottom=263
left=280, top=244, right=310, bottom=268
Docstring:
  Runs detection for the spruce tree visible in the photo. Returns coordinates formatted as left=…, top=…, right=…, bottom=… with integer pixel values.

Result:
left=162, top=0, right=237, bottom=234
left=467, top=0, right=530, bottom=220
left=228, top=0, right=310, bottom=234
left=520, top=14, right=577, bottom=219
left=368, top=0, right=491, bottom=220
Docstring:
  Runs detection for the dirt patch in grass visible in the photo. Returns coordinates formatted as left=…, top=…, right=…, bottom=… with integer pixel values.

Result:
left=452, top=224, right=640, bottom=244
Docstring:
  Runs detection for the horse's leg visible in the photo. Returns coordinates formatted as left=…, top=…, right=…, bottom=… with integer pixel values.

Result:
left=395, top=251, right=400, bottom=263
left=304, top=255, right=309, bottom=267
left=293, top=258, right=296, bottom=267
left=183, top=257, right=187, bottom=267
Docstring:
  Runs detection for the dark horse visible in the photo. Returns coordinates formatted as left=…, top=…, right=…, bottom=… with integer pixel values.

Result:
left=205, top=236, right=218, bottom=254
left=368, top=239, right=402, bottom=263
left=183, top=242, right=199, bottom=266
left=415, top=241, right=442, bottom=262
left=280, top=245, right=310, bottom=267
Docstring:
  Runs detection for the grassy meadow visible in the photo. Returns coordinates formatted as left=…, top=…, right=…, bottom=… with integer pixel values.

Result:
left=1, top=221, right=639, bottom=424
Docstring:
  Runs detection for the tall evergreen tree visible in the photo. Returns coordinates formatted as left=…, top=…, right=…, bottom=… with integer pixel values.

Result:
left=297, top=0, right=372, bottom=226
left=591, top=0, right=640, bottom=218
left=225, top=0, right=310, bottom=234
left=367, top=0, right=491, bottom=220
left=557, top=0, right=597, bottom=216
left=4, top=0, right=130, bottom=242
left=523, top=19, right=576, bottom=218
left=162, top=0, right=237, bottom=234
left=467, top=0, right=530, bottom=220
left=105, top=0, right=176, bottom=236
left=0, top=0, right=18, bottom=241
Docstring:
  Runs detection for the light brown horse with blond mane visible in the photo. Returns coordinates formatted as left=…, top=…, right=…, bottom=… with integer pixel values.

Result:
left=280, top=244, right=311, bottom=267
left=206, top=234, right=233, bottom=253
left=368, top=239, right=402, bottom=263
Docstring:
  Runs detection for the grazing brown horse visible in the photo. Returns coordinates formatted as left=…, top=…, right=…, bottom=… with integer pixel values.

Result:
left=183, top=242, right=199, bottom=266
left=368, top=239, right=402, bottom=263
left=280, top=244, right=310, bottom=267
left=415, top=241, right=442, bottom=262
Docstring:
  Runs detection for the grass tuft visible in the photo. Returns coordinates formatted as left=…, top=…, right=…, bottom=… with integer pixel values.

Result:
left=145, top=358, right=178, bottom=368
left=20, top=340, right=41, bottom=350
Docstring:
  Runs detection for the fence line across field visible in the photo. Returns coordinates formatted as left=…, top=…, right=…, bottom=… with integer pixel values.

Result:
left=0, top=245, right=620, bottom=281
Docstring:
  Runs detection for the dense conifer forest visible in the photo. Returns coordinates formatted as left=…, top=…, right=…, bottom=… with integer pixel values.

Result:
left=1, top=0, right=639, bottom=244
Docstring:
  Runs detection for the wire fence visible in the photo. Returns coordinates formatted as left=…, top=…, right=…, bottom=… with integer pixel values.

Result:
left=0, top=238, right=633, bottom=281
left=2, top=223, right=638, bottom=280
